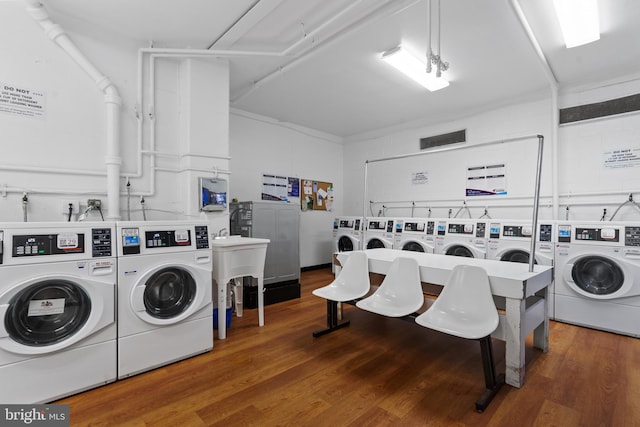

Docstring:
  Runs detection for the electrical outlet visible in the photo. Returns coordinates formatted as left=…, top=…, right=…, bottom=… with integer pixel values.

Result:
left=62, top=200, right=79, bottom=215
left=87, top=199, right=102, bottom=209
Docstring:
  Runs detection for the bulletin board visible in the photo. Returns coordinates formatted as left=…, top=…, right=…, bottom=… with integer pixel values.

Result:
left=301, top=179, right=334, bottom=211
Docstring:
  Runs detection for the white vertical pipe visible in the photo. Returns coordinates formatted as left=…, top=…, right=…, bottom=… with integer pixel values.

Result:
left=436, top=0, right=441, bottom=77
left=23, top=0, right=122, bottom=220
left=426, top=0, right=432, bottom=73
left=509, top=0, right=559, bottom=220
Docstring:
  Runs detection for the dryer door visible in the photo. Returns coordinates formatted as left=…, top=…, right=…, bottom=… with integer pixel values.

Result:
left=2, top=280, right=91, bottom=347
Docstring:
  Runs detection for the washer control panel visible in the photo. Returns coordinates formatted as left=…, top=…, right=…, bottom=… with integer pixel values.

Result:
left=626, top=226, right=640, bottom=247
left=12, top=233, right=86, bottom=257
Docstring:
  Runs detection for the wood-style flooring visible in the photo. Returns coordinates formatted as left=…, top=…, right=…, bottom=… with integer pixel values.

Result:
left=57, top=268, right=640, bottom=426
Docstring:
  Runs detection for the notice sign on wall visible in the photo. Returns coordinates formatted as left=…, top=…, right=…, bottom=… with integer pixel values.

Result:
left=466, top=164, right=507, bottom=196
left=603, top=147, right=640, bottom=169
left=411, top=171, right=429, bottom=185
left=0, top=82, right=46, bottom=119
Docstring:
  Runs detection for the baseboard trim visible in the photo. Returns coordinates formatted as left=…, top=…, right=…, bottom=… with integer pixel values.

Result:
left=301, top=263, right=332, bottom=272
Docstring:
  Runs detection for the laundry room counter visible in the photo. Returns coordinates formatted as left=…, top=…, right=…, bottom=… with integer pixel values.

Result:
left=211, top=236, right=270, bottom=340
left=336, top=248, right=553, bottom=388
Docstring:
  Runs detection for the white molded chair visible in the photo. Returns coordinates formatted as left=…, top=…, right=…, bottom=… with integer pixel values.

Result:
left=356, top=257, right=423, bottom=317
left=312, top=251, right=371, bottom=337
left=415, top=264, right=504, bottom=412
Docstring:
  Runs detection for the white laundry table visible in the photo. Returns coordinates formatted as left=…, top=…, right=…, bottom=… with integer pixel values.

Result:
left=332, top=248, right=553, bottom=388
left=210, top=236, right=270, bottom=340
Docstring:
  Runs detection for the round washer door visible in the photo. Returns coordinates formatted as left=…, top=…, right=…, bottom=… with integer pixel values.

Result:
left=571, top=256, right=624, bottom=296
left=130, top=264, right=209, bottom=326
left=143, top=267, right=196, bottom=319
left=338, top=235, right=354, bottom=252
left=402, top=241, right=425, bottom=252
left=500, top=249, right=536, bottom=264
left=445, top=245, right=474, bottom=258
left=367, top=238, right=386, bottom=249
left=3, top=280, right=91, bottom=347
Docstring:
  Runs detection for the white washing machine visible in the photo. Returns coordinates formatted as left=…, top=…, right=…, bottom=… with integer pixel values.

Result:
left=435, top=218, right=489, bottom=258
left=487, top=219, right=556, bottom=317
left=0, top=222, right=116, bottom=403
left=554, top=221, right=640, bottom=337
left=333, top=216, right=363, bottom=252
left=116, top=221, right=213, bottom=379
left=487, top=220, right=555, bottom=266
left=364, top=217, right=396, bottom=249
left=393, top=217, right=435, bottom=253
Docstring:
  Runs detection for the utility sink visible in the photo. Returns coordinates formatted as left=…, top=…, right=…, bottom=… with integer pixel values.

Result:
left=213, top=235, right=242, bottom=240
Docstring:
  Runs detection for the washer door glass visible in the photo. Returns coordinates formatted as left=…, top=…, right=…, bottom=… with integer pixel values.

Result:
left=501, top=249, right=536, bottom=264
left=4, top=280, right=91, bottom=346
left=571, top=256, right=624, bottom=295
left=446, top=245, right=474, bottom=257
left=144, top=267, right=196, bottom=319
left=338, top=236, right=354, bottom=252
left=367, top=238, right=385, bottom=249
left=402, top=242, right=425, bottom=252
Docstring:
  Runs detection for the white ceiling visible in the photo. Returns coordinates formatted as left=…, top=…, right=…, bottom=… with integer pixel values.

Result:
left=38, top=0, right=640, bottom=138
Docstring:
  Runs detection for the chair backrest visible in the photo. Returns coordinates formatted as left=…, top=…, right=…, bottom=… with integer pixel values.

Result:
left=372, top=257, right=424, bottom=310
left=332, top=251, right=371, bottom=296
left=430, top=265, right=498, bottom=335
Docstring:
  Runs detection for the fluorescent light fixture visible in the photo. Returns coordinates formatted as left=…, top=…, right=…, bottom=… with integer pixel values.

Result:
left=553, top=0, right=600, bottom=48
left=381, top=46, right=449, bottom=91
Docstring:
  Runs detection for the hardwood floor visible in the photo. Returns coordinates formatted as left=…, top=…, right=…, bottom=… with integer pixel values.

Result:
left=58, top=268, right=640, bottom=426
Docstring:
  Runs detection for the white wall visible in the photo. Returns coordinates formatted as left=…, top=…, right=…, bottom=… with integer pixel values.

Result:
left=557, top=78, right=640, bottom=221
left=0, top=3, right=230, bottom=235
left=343, top=79, right=640, bottom=224
left=229, top=110, right=344, bottom=267
left=343, top=99, right=555, bottom=221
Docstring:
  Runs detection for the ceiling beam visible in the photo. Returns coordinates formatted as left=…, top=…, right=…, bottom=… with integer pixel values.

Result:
left=208, top=0, right=285, bottom=50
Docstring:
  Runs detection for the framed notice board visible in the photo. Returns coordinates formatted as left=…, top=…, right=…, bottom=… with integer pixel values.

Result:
left=301, top=179, right=333, bottom=211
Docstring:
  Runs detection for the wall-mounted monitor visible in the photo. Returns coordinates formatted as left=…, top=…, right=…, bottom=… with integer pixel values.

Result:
left=199, top=177, right=227, bottom=212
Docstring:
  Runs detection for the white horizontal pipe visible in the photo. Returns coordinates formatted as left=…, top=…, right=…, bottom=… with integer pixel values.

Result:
left=560, top=190, right=637, bottom=198
left=140, top=47, right=285, bottom=57
left=0, top=164, right=106, bottom=176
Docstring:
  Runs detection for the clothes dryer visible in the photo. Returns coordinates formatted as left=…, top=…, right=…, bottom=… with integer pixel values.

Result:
left=0, top=222, right=116, bottom=403
left=393, top=217, right=436, bottom=253
left=554, top=221, right=640, bottom=337
left=435, top=219, right=488, bottom=258
left=333, top=216, right=362, bottom=252
left=116, top=221, right=212, bottom=378
left=364, top=217, right=396, bottom=249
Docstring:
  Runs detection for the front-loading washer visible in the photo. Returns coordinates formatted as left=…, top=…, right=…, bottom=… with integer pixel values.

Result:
left=116, top=221, right=212, bottom=378
left=393, top=217, right=435, bottom=253
left=364, top=217, right=396, bottom=249
left=487, top=219, right=556, bottom=316
left=554, top=221, right=640, bottom=337
left=0, top=222, right=116, bottom=403
left=333, top=216, right=362, bottom=252
left=435, top=218, right=488, bottom=258
left=487, top=220, right=555, bottom=265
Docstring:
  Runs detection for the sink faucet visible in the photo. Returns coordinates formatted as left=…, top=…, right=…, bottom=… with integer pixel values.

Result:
left=217, top=228, right=228, bottom=237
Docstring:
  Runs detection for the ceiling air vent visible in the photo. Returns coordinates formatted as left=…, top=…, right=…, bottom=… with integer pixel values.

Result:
left=560, top=93, right=640, bottom=124
left=420, top=129, right=466, bottom=150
